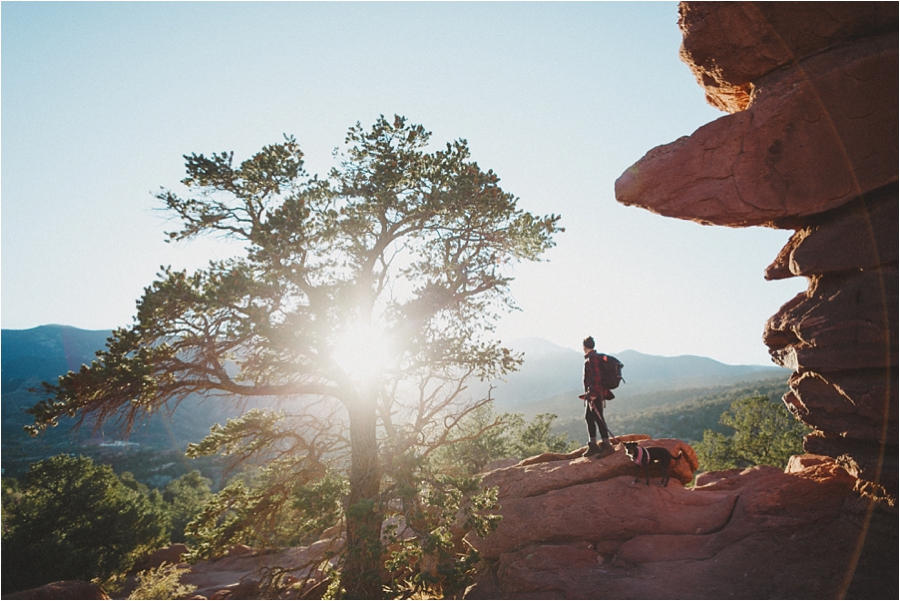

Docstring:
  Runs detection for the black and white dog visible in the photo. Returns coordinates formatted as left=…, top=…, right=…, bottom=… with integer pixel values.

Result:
left=624, top=441, right=683, bottom=487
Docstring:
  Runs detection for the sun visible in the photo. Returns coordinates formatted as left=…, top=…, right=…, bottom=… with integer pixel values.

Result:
left=332, top=319, right=394, bottom=381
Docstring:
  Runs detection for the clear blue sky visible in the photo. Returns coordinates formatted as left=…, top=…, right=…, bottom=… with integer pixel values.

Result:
left=1, top=2, right=805, bottom=365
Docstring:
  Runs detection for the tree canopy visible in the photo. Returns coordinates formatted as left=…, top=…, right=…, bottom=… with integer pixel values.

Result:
left=29, top=115, right=561, bottom=598
left=694, top=395, right=810, bottom=471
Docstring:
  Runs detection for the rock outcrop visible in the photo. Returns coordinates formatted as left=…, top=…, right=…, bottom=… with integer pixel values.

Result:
left=175, top=539, right=339, bottom=600
left=615, top=2, right=898, bottom=504
left=677, top=2, right=898, bottom=114
left=2, top=581, right=111, bottom=600
left=129, top=543, right=190, bottom=573
left=465, top=443, right=895, bottom=599
left=112, top=540, right=339, bottom=600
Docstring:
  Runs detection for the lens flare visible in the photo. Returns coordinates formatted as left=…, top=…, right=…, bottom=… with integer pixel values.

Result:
left=332, top=320, right=394, bottom=381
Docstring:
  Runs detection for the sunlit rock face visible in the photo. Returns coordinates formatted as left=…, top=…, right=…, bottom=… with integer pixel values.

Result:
left=464, top=445, right=888, bottom=599
left=615, top=1, right=897, bottom=503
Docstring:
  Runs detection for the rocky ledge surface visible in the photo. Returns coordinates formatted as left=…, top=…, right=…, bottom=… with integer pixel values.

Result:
left=465, top=440, right=895, bottom=599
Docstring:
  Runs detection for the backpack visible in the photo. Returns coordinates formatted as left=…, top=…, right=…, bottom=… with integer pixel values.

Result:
left=598, top=354, right=625, bottom=390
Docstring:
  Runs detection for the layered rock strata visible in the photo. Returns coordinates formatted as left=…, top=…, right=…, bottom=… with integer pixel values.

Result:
left=764, top=185, right=898, bottom=499
left=677, top=2, right=898, bottom=113
left=615, top=2, right=898, bottom=504
left=465, top=444, right=894, bottom=599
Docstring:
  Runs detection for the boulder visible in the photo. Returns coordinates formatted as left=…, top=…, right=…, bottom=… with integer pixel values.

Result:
left=678, top=2, right=898, bottom=112
left=803, top=430, right=899, bottom=497
left=179, top=537, right=342, bottom=600
left=765, top=185, right=898, bottom=280
left=616, top=31, right=898, bottom=228
left=763, top=267, right=898, bottom=372
left=468, top=439, right=708, bottom=560
left=784, top=369, right=898, bottom=439
left=482, top=438, right=695, bottom=500
left=3, top=581, right=110, bottom=600
left=130, top=543, right=189, bottom=573
left=472, top=475, right=736, bottom=560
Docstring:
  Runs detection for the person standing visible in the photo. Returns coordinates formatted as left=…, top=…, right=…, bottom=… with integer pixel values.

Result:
left=582, top=336, right=615, bottom=458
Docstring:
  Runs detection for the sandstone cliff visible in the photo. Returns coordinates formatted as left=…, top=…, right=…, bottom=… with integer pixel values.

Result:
left=464, top=442, right=893, bottom=599
left=616, top=0, right=897, bottom=506
left=604, top=2, right=897, bottom=598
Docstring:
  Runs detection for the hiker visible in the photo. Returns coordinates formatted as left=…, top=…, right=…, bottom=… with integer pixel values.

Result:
left=582, top=336, right=615, bottom=458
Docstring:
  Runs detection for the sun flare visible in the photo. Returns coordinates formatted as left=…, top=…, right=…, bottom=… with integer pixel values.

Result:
left=332, top=320, right=394, bottom=381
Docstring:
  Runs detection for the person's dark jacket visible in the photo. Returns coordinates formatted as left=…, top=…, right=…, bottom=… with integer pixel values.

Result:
left=584, top=350, right=604, bottom=399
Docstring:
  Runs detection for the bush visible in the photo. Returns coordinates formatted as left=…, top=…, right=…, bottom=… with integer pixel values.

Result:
left=162, top=470, right=213, bottom=543
left=1, top=455, right=169, bottom=593
left=695, top=396, right=810, bottom=471
left=433, top=403, right=576, bottom=475
left=128, top=562, right=197, bottom=600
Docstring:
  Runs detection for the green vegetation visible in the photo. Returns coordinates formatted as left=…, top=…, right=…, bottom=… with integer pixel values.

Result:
left=554, top=377, right=791, bottom=444
left=1, top=455, right=169, bottom=594
left=162, top=470, right=214, bottom=544
left=185, top=461, right=347, bottom=561
left=434, top=403, right=575, bottom=474
left=27, top=116, right=560, bottom=599
left=695, top=395, right=810, bottom=471
left=127, top=562, right=197, bottom=600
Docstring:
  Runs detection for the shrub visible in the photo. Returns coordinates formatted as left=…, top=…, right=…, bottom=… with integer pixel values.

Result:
left=1, top=455, right=169, bottom=593
left=695, top=396, right=810, bottom=471
left=128, top=562, right=197, bottom=600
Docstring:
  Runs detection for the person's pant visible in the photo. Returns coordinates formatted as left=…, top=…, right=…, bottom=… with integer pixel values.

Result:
left=585, top=401, right=609, bottom=441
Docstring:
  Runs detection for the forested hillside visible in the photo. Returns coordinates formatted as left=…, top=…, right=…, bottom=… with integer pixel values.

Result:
left=2, top=326, right=229, bottom=483
left=553, top=377, right=790, bottom=444
left=2, top=326, right=790, bottom=483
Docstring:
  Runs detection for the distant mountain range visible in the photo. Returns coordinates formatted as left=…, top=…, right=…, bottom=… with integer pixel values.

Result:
left=1, top=326, right=237, bottom=478
left=1, top=325, right=790, bottom=476
left=488, top=337, right=788, bottom=414
left=2, top=326, right=111, bottom=394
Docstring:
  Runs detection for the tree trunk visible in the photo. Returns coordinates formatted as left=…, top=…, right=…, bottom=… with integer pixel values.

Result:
left=341, top=391, right=384, bottom=599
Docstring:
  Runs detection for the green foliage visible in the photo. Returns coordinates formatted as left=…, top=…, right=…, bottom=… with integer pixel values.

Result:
left=381, top=450, right=501, bottom=599
left=127, top=562, right=197, bottom=600
left=509, top=412, right=572, bottom=459
left=1, top=455, right=169, bottom=594
left=184, top=463, right=346, bottom=561
left=433, top=403, right=575, bottom=475
left=430, top=403, right=510, bottom=475
left=695, top=396, right=811, bottom=471
left=162, top=470, right=213, bottom=544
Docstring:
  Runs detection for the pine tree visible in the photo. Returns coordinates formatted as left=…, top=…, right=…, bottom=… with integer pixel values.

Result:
left=29, top=116, right=560, bottom=598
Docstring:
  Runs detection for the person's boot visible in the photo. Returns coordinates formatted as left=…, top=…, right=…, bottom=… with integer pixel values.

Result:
left=582, top=442, right=601, bottom=457
left=596, top=441, right=615, bottom=459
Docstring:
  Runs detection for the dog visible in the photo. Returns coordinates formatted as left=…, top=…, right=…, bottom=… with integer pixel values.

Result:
left=623, top=441, right=683, bottom=487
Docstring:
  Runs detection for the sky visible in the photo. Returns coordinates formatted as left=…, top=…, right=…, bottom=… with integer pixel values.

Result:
left=1, top=2, right=807, bottom=366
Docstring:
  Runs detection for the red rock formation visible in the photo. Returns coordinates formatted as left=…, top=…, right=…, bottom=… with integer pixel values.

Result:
left=464, top=446, right=895, bottom=599
left=605, top=3, right=898, bottom=596
left=177, top=539, right=341, bottom=599
left=2, top=581, right=110, bottom=600
left=129, top=543, right=189, bottom=573
left=615, top=2, right=898, bottom=504
left=678, top=2, right=898, bottom=113
left=616, top=31, right=897, bottom=227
